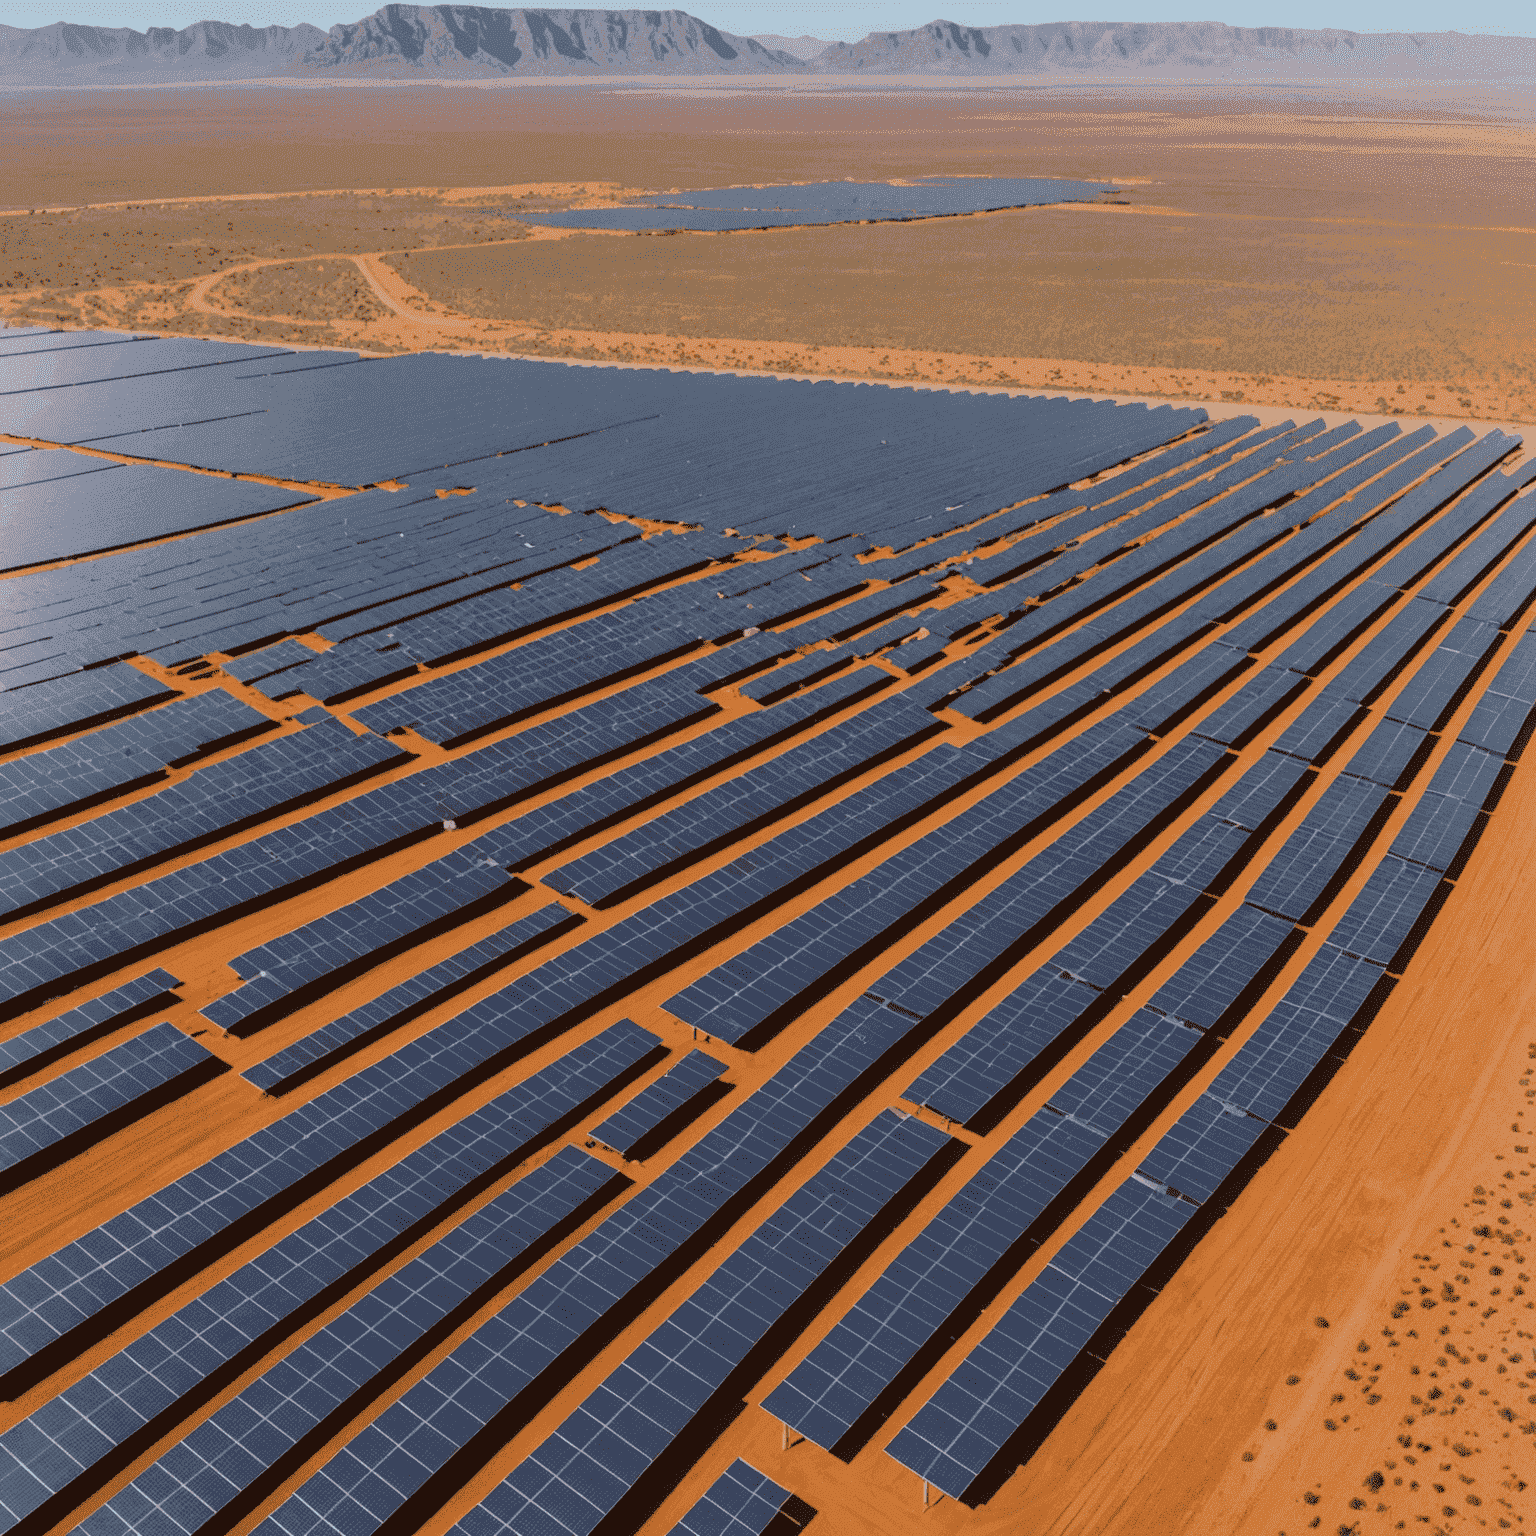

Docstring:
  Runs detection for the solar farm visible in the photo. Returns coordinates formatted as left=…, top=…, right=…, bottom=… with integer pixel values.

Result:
left=1, top=323, right=1534, bottom=1536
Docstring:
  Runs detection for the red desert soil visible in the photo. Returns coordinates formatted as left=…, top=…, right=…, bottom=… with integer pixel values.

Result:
left=2, top=79, right=1535, bottom=1536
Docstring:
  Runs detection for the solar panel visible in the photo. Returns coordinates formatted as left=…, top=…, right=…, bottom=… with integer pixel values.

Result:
left=545, top=692, right=935, bottom=908
left=885, top=1178, right=1193, bottom=1500
left=664, top=1461, right=792, bottom=1536
left=0, top=1023, right=221, bottom=1194
left=1148, top=904, right=1297, bottom=1034
left=242, top=903, right=579, bottom=1094
left=766, top=1007, right=1197, bottom=1453
left=1244, top=775, right=1392, bottom=924
left=1324, top=855, right=1447, bottom=968
left=666, top=722, right=1174, bottom=1044
left=80, top=1155, right=616, bottom=1536
left=245, top=996, right=934, bottom=1536
left=0, top=663, right=174, bottom=754
left=589, top=1049, right=727, bottom=1157
left=0, top=716, right=406, bottom=924
left=1205, top=945, right=1386, bottom=1124
left=201, top=848, right=519, bottom=1037
left=7, top=336, right=1524, bottom=1533
left=0, top=968, right=180, bottom=1089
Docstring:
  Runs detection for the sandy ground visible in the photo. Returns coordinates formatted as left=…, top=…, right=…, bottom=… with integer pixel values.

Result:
left=3, top=78, right=1536, bottom=1536
left=2, top=85, right=1533, bottom=422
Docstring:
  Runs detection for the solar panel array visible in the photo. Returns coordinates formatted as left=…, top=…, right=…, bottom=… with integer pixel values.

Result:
left=518, top=176, right=1112, bottom=233
left=0, top=326, right=1531, bottom=1534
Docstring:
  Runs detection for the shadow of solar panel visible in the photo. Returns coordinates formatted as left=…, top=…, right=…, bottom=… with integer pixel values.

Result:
left=2, top=1024, right=654, bottom=1536
left=0, top=1023, right=222, bottom=1195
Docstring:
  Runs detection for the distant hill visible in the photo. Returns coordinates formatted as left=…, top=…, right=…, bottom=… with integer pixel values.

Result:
left=813, top=19, right=1535, bottom=77
left=0, top=17, right=327, bottom=81
left=0, top=10, right=1530, bottom=84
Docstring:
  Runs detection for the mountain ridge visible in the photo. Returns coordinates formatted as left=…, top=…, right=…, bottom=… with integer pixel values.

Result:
left=1, top=10, right=1530, bottom=84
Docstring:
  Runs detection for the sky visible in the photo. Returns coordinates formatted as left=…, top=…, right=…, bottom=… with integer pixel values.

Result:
left=4, top=0, right=1532, bottom=39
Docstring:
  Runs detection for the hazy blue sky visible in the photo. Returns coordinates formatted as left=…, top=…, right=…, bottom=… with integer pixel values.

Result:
left=4, top=0, right=1531, bottom=39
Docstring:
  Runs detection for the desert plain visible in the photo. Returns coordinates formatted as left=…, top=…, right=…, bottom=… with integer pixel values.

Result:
left=2, top=69, right=1536, bottom=1536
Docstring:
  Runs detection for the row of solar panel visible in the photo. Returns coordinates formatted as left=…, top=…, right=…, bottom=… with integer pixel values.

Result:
left=0, top=717, right=406, bottom=924
left=723, top=516, right=1536, bottom=1477
left=0, top=1021, right=660, bottom=1532
left=0, top=614, right=1511, bottom=1536
left=0, top=687, right=270, bottom=839
left=875, top=528, right=1536, bottom=1501
left=0, top=464, right=641, bottom=689
left=929, top=423, right=1467, bottom=723
left=0, top=652, right=743, bottom=1020
left=0, top=333, right=1207, bottom=687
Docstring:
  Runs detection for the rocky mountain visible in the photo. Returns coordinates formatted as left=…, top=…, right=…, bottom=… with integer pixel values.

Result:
left=0, top=17, right=327, bottom=81
left=811, top=19, right=1533, bottom=77
left=0, top=10, right=1529, bottom=85
left=306, top=6, right=796, bottom=73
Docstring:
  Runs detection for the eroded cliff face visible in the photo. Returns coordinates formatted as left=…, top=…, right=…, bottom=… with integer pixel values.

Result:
left=305, top=6, right=799, bottom=75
